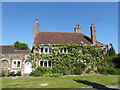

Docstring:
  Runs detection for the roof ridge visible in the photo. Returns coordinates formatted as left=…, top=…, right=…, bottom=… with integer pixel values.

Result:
left=14, top=50, right=30, bottom=51
left=0, top=45, right=14, bottom=47
left=38, top=31, right=84, bottom=34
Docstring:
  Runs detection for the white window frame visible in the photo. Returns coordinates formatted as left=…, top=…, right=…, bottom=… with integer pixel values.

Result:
left=59, top=48, right=68, bottom=53
left=12, top=60, right=21, bottom=68
left=39, top=60, right=52, bottom=68
left=40, top=47, right=51, bottom=54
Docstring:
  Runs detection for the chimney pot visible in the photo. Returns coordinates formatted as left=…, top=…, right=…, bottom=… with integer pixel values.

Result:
left=74, top=24, right=81, bottom=33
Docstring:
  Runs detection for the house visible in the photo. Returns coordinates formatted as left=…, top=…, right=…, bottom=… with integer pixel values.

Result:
left=0, top=19, right=105, bottom=75
left=0, top=45, right=30, bottom=74
left=32, top=19, right=105, bottom=71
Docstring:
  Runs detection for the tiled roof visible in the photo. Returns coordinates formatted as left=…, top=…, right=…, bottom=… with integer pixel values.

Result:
left=0, top=45, right=30, bottom=54
left=34, top=32, right=105, bottom=46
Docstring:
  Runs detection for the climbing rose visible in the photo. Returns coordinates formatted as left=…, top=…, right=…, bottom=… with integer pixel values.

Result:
left=106, top=44, right=108, bottom=48
left=109, top=43, right=112, bottom=46
left=102, top=61, right=105, bottom=63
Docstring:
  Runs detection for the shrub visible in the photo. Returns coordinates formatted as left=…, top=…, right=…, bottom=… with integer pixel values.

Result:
left=50, top=73, right=63, bottom=77
left=37, top=66, right=51, bottom=73
left=112, top=56, right=120, bottom=68
left=30, top=67, right=52, bottom=77
left=106, top=68, right=117, bottom=75
left=8, top=71, right=16, bottom=76
left=116, top=69, right=120, bottom=75
left=30, top=70, right=43, bottom=77
left=16, top=71, right=21, bottom=76
left=97, top=67, right=106, bottom=74
left=0, top=70, right=6, bottom=77
left=0, top=70, right=18, bottom=77
left=43, top=72, right=52, bottom=77
left=98, top=67, right=117, bottom=75
left=60, top=67, right=70, bottom=75
left=74, top=67, right=83, bottom=75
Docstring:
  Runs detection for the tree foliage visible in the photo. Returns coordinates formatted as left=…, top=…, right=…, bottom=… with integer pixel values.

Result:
left=14, top=41, right=29, bottom=50
left=108, top=46, right=116, bottom=56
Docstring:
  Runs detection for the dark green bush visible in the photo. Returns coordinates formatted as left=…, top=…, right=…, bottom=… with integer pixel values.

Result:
left=0, top=70, right=18, bottom=77
left=98, top=67, right=107, bottom=74
left=30, top=70, right=43, bottom=77
left=8, top=71, right=16, bottom=76
left=74, top=67, right=83, bottom=75
left=106, top=68, right=117, bottom=75
left=116, top=69, right=120, bottom=75
left=98, top=67, right=117, bottom=75
left=112, top=56, right=120, bottom=68
left=0, top=70, right=6, bottom=77
left=30, top=67, right=52, bottom=77
left=16, top=71, right=21, bottom=76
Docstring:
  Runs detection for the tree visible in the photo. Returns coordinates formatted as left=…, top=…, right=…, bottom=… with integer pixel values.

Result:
left=108, top=44, right=116, bottom=56
left=14, top=41, right=29, bottom=50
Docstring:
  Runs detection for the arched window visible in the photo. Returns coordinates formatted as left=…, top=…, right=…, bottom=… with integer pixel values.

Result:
left=1, top=60, right=9, bottom=70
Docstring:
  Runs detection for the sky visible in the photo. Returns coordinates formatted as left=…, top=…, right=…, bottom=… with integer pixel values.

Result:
left=2, top=2, right=118, bottom=53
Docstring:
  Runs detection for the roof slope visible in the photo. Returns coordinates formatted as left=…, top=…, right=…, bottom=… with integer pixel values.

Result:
left=34, top=32, right=104, bottom=46
left=0, top=45, right=30, bottom=54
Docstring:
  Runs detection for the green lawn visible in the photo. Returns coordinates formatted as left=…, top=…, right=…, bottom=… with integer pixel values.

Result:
left=2, top=75, right=119, bottom=88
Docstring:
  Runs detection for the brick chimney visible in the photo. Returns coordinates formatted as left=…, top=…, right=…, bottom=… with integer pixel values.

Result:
left=34, top=19, right=39, bottom=39
left=90, top=24, right=96, bottom=44
left=74, top=24, right=81, bottom=33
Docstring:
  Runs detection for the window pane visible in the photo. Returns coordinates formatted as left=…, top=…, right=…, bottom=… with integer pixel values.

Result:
left=64, top=48, right=67, bottom=53
left=60, top=48, right=62, bottom=52
left=40, top=61, right=43, bottom=66
left=13, top=61, right=16, bottom=67
left=49, top=49, right=52, bottom=54
left=44, top=61, right=47, bottom=67
left=41, top=47, right=43, bottom=52
left=45, top=48, right=48, bottom=53
left=48, top=61, right=51, bottom=67
left=17, top=61, right=20, bottom=67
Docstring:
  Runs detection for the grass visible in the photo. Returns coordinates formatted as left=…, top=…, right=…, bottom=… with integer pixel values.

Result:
left=2, top=75, right=119, bottom=88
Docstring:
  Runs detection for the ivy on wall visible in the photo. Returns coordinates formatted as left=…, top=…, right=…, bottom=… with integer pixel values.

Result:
left=27, top=44, right=113, bottom=74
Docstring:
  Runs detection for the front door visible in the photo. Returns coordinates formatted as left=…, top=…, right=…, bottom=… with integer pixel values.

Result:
left=24, top=61, right=32, bottom=74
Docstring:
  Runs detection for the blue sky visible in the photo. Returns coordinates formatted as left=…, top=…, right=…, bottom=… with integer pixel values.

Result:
left=2, top=2, right=118, bottom=53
